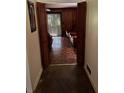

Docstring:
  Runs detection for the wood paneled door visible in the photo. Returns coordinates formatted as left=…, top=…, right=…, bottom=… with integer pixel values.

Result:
left=77, top=2, right=87, bottom=66
left=36, top=2, right=50, bottom=69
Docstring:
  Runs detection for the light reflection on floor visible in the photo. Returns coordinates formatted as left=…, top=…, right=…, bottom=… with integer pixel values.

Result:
left=50, top=37, right=77, bottom=64
left=52, top=37, right=62, bottom=49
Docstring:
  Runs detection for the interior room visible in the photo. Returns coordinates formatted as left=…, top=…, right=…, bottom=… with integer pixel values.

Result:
left=46, top=3, right=78, bottom=65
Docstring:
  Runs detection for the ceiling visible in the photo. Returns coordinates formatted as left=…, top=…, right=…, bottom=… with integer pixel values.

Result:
left=36, top=0, right=86, bottom=8
left=37, top=0, right=85, bottom=3
left=46, top=3, right=77, bottom=8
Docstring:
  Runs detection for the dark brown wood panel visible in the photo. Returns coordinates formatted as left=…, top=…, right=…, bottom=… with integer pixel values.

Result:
left=77, top=2, right=87, bottom=66
left=36, top=2, right=50, bottom=69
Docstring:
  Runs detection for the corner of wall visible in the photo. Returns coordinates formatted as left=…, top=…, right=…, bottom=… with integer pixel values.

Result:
left=84, top=66, right=98, bottom=93
left=84, top=0, right=98, bottom=92
left=33, top=69, right=43, bottom=91
left=27, top=0, right=43, bottom=92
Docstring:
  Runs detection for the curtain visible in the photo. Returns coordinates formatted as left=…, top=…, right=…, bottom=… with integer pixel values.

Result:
left=47, top=14, right=61, bottom=36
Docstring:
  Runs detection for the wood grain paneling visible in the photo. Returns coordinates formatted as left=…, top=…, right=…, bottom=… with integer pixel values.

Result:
left=77, top=2, right=87, bottom=66
left=36, top=2, right=50, bottom=69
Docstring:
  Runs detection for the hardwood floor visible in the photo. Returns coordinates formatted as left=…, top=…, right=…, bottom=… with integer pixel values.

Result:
left=50, top=37, right=77, bottom=64
left=35, top=65, right=95, bottom=93
left=34, top=37, right=95, bottom=93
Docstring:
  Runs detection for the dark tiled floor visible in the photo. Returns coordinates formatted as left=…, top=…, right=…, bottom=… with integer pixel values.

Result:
left=50, top=37, right=77, bottom=64
left=35, top=65, right=95, bottom=93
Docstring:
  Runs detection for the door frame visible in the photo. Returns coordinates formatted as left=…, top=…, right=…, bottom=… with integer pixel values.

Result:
left=77, top=1, right=87, bottom=66
left=36, top=2, right=87, bottom=69
left=36, top=2, right=50, bottom=69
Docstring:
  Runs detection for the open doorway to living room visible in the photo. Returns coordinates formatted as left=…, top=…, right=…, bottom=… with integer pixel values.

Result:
left=46, top=3, right=78, bottom=65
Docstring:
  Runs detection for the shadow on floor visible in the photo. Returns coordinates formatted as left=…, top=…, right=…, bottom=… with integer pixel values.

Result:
left=35, top=65, right=95, bottom=93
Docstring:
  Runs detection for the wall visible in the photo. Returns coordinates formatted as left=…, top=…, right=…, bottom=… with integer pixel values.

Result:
left=84, top=0, right=98, bottom=93
left=46, top=3, right=77, bottom=8
left=26, top=55, right=33, bottom=93
left=26, top=0, right=43, bottom=92
left=49, top=8, right=77, bottom=36
left=61, top=8, right=77, bottom=33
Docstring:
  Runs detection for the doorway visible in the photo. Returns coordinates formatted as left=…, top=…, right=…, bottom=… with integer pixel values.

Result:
left=46, top=6, right=78, bottom=65
left=36, top=2, right=86, bottom=69
left=34, top=2, right=96, bottom=93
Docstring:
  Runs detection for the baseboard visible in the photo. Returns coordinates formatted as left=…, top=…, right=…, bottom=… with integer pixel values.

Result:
left=33, top=69, right=43, bottom=92
left=84, top=67, right=98, bottom=93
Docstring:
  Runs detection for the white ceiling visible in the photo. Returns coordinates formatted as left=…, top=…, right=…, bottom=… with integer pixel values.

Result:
left=37, top=0, right=85, bottom=3
left=36, top=0, right=86, bottom=8
left=46, top=3, right=77, bottom=8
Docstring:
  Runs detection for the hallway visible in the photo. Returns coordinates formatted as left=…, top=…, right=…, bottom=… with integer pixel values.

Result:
left=35, top=65, right=95, bottom=93
left=50, top=37, right=77, bottom=64
left=26, top=0, right=98, bottom=93
left=34, top=37, right=95, bottom=93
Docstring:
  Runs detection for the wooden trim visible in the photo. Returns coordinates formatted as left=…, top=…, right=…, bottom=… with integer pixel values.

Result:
left=48, top=7, right=77, bottom=10
left=46, top=11, right=61, bottom=14
left=36, top=2, right=50, bottom=69
left=77, top=2, right=87, bottom=66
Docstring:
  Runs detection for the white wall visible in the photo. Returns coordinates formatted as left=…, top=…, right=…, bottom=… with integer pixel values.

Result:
left=26, top=0, right=43, bottom=92
left=26, top=54, right=33, bottom=93
left=84, top=0, right=98, bottom=93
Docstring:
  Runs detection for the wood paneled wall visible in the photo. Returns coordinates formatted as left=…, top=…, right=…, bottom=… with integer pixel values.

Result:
left=37, top=2, right=50, bottom=69
left=49, top=8, right=77, bottom=36
left=77, top=2, right=87, bottom=66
